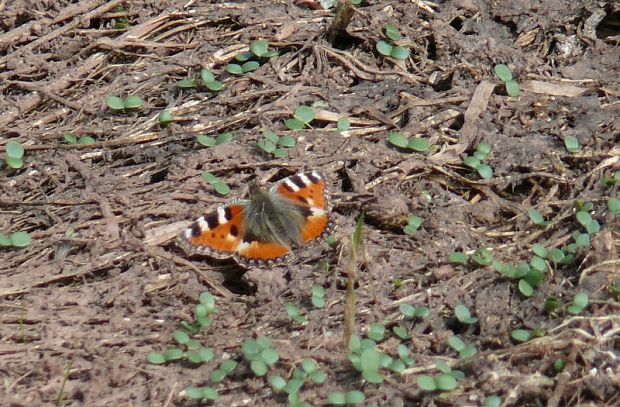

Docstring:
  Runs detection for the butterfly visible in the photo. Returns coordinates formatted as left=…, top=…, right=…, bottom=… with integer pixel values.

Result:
left=177, top=171, right=334, bottom=267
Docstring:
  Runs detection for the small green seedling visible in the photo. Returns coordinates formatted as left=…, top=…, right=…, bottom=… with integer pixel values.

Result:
left=447, top=335, right=478, bottom=359
left=376, top=24, right=409, bottom=60
left=416, top=361, right=461, bottom=392
left=494, top=64, right=520, bottom=97
left=553, top=359, right=566, bottom=373
left=184, top=386, right=219, bottom=401
left=564, top=135, right=581, bottom=153
left=449, top=251, right=469, bottom=265
left=601, top=171, right=619, bottom=187
left=311, top=286, right=326, bottom=308
left=367, top=323, right=385, bottom=341
left=201, top=172, right=231, bottom=195
left=180, top=291, right=218, bottom=333
left=403, top=215, right=423, bottom=235
left=158, top=110, right=173, bottom=127
left=177, top=68, right=223, bottom=91
left=197, top=132, right=233, bottom=148
left=610, top=277, right=620, bottom=297
left=285, top=303, right=308, bottom=324
left=210, top=359, right=238, bottom=383
left=242, top=336, right=279, bottom=376
left=388, top=131, right=431, bottom=152
left=327, top=390, right=365, bottom=405
left=608, top=198, right=620, bottom=214
left=399, top=303, right=429, bottom=319
left=544, top=297, right=561, bottom=314
left=64, top=133, right=95, bottom=145
left=454, top=304, right=478, bottom=325
left=285, top=106, right=315, bottom=131
left=105, top=95, right=144, bottom=111
left=510, top=329, right=532, bottom=342
left=257, top=130, right=295, bottom=158
left=485, top=395, right=502, bottom=407
left=0, top=231, right=32, bottom=248
left=5, top=140, right=25, bottom=169
left=397, top=344, right=415, bottom=366
left=528, top=207, right=550, bottom=227
left=462, top=143, right=493, bottom=179
left=575, top=204, right=600, bottom=235
left=337, top=117, right=350, bottom=133
left=226, top=40, right=278, bottom=74
left=471, top=247, right=493, bottom=266
left=111, top=5, right=129, bottom=29
left=567, top=292, right=588, bottom=314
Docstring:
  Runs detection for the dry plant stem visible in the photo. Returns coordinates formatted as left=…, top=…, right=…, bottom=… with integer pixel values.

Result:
left=343, top=245, right=357, bottom=352
left=326, top=0, right=355, bottom=45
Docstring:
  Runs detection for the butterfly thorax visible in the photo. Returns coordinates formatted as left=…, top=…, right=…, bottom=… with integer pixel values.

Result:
left=243, top=185, right=307, bottom=248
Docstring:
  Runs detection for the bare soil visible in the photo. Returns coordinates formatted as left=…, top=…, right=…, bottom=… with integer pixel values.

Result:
left=1, top=1, right=619, bottom=406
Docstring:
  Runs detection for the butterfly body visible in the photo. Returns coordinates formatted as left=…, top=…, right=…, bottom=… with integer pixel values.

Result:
left=177, top=171, right=333, bottom=267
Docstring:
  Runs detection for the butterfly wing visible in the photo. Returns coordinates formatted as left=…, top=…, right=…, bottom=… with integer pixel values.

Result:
left=273, top=171, right=332, bottom=244
left=177, top=203, right=246, bottom=259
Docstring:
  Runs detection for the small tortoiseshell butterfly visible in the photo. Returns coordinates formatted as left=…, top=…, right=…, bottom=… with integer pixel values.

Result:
left=177, top=171, right=333, bottom=267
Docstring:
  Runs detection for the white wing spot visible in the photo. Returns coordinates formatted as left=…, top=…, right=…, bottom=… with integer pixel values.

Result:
left=299, top=174, right=311, bottom=186
left=310, top=207, right=325, bottom=217
left=217, top=207, right=228, bottom=225
left=198, top=217, right=210, bottom=230
left=284, top=179, right=300, bottom=192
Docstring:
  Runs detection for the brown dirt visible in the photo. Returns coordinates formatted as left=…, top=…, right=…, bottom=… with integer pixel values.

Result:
left=1, top=1, right=619, bottom=406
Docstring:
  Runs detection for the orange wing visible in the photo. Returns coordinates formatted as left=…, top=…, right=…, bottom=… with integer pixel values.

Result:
left=275, top=171, right=332, bottom=243
left=177, top=204, right=245, bottom=258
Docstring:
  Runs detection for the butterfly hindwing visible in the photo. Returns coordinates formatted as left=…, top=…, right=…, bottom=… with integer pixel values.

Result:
left=274, top=171, right=332, bottom=243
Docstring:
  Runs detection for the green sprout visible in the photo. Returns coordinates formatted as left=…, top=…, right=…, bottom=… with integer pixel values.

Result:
left=449, top=251, right=469, bottom=264
left=510, top=329, right=532, bottom=342
left=567, top=292, right=588, bottom=314
left=544, top=297, right=561, bottom=314
left=462, top=143, right=493, bottom=179
left=242, top=336, right=279, bottom=376
left=177, top=68, right=223, bottom=91
left=399, top=303, right=429, bottom=319
left=447, top=335, right=477, bottom=359
left=0, top=231, right=32, bottom=248
left=285, top=105, right=315, bottom=131
left=470, top=247, right=493, bottom=266
left=575, top=204, right=600, bottom=235
left=485, top=395, right=502, bottom=407
left=601, top=171, right=619, bottom=187
left=201, top=172, right=231, bottom=195
left=416, top=361, right=461, bottom=392
left=493, top=260, right=544, bottom=297
left=285, top=303, right=308, bottom=324
left=226, top=40, right=278, bottom=74
left=388, top=131, right=431, bottom=152
left=184, top=386, right=219, bottom=402
left=610, top=277, right=620, bottom=297
left=376, top=24, right=409, bottom=60
left=553, top=359, right=566, bottom=373
left=608, top=198, right=620, bottom=214
left=180, top=291, right=218, bottom=334
left=210, top=359, right=238, bottom=383
left=197, top=132, right=233, bottom=148
left=454, top=304, right=478, bottom=325
left=105, top=95, right=144, bottom=111
left=327, top=390, right=365, bottom=405
left=564, top=135, right=581, bottom=153
left=5, top=140, right=25, bottom=169
left=64, top=133, right=95, bottom=145
left=367, top=323, right=385, bottom=341
left=403, top=215, right=423, bottom=235
left=337, top=117, right=350, bottom=133
left=311, top=285, right=326, bottom=308
left=528, top=207, right=550, bottom=226
left=257, top=130, right=295, bottom=158
left=494, top=64, right=520, bottom=97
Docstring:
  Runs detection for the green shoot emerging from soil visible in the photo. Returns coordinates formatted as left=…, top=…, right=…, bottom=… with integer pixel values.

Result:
left=376, top=24, right=410, bottom=60
left=494, top=64, right=520, bottom=97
